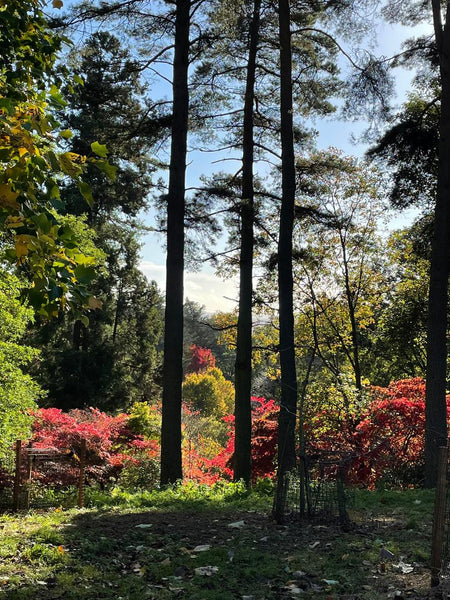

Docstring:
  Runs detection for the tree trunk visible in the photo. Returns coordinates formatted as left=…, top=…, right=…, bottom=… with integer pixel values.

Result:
left=160, top=0, right=190, bottom=486
left=274, top=0, right=298, bottom=521
left=424, top=0, right=450, bottom=487
left=340, top=238, right=362, bottom=391
left=233, top=0, right=261, bottom=487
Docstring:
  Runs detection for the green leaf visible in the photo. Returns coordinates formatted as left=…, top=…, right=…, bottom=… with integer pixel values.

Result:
left=31, top=212, right=52, bottom=234
left=59, top=129, right=73, bottom=140
left=74, top=264, right=97, bottom=285
left=91, top=141, right=108, bottom=158
left=74, top=253, right=96, bottom=266
left=48, top=85, right=67, bottom=108
left=94, top=159, right=117, bottom=181
left=77, top=181, right=95, bottom=207
left=73, top=74, right=84, bottom=86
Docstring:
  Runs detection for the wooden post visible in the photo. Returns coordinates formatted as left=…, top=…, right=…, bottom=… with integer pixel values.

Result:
left=13, top=441, right=22, bottom=512
left=77, top=439, right=87, bottom=509
left=24, top=443, right=33, bottom=510
left=431, top=444, right=448, bottom=586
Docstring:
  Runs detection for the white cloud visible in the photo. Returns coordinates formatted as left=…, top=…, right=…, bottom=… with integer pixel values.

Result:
left=140, top=261, right=238, bottom=314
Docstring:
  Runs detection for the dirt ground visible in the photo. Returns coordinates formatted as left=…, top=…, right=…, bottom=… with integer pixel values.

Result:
left=69, top=507, right=450, bottom=600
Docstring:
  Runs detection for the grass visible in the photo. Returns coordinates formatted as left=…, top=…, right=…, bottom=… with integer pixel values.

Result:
left=0, top=482, right=438, bottom=599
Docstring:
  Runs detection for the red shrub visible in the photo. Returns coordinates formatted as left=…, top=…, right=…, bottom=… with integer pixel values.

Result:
left=29, top=408, right=159, bottom=487
left=188, top=345, right=216, bottom=373
left=307, top=378, right=450, bottom=487
left=207, top=397, right=279, bottom=483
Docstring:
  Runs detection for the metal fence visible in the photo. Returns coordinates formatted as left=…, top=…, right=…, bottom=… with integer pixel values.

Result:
left=275, top=452, right=352, bottom=526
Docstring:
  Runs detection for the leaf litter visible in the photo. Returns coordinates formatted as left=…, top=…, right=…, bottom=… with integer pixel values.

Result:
left=0, top=493, right=438, bottom=600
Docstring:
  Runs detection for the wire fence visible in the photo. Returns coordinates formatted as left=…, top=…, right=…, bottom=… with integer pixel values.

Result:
left=274, top=451, right=353, bottom=526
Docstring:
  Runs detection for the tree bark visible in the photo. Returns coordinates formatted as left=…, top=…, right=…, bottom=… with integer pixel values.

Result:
left=160, top=0, right=190, bottom=486
left=274, top=0, right=298, bottom=520
left=340, top=237, right=362, bottom=391
left=233, top=0, right=261, bottom=487
left=424, top=0, right=450, bottom=487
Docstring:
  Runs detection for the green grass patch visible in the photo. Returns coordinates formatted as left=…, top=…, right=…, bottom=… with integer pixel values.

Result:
left=0, top=482, right=437, bottom=600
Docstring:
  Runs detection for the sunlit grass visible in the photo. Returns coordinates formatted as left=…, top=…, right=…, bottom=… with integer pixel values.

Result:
left=0, top=482, right=436, bottom=600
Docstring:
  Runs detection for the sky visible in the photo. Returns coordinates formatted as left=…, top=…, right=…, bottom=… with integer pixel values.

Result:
left=55, top=1, right=431, bottom=313
left=137, top=17, right=430, bottom=313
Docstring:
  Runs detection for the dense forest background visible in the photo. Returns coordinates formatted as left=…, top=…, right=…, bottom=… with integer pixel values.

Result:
left=0, top=0, right=448, bottom=499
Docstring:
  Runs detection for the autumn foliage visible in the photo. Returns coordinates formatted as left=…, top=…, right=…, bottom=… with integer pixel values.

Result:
left=188, top=345, right=216, bottom=373
left=1, top=375, right=445, bottom=491
left=204, top=397, right=279, bottom=483
left=27, top=407, right=159, bottom=487
left=307, top=378, right=450, bottom=487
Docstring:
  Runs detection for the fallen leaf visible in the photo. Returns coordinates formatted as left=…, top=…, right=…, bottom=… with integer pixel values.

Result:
left=228, top=520, right=245, bottom=529
left=135, top=524, right=152, bottom=529
left=194, top=566, right=219, bottom=576
left=393, top=560, right=414, bottom=574
left=284, top=583, right=303, bottom=595
left=193, top=544, right=211, bottom=552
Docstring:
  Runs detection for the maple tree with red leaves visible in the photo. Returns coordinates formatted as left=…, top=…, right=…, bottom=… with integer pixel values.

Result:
left=26, top=408, right=159, bottom=487
left=188, top=345, right=216, bottom=374
left=206, top=397, right=279, bottom=483
left=307, top=378, right=450, bottom=487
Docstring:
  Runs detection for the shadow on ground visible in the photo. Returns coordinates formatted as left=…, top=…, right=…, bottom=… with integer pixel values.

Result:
left=0, top=504, right=442, bottom=600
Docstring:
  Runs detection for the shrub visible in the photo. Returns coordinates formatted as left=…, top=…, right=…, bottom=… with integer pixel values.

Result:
left=28, top=407, right=159, bottom=488
left=183, top=367, right=234, bottom=417
left=307, top=378, right=450, bottom=488
left=207, top=397, right=279, bottom=483
left=188, top=345, right=216, bottom=373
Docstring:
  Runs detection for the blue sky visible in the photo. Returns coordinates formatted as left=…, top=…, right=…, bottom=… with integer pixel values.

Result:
left=54, top=2, right=430, bottom=312
left=138, top=18, right=430, bottom=312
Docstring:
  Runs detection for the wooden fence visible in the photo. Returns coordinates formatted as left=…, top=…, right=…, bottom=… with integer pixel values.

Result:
left=8, top=439, right=87, bottom=511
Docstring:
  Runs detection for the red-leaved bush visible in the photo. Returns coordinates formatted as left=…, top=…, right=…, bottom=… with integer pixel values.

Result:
left=188, top=345, right=216, bottom=374
left=307, top=378, right=450, bottom=488
left=28, top=407, right=159, bottom=487
left=205, top=397, right=279, bottom=483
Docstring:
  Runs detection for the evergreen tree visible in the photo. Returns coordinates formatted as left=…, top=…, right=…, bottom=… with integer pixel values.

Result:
left=372, top=1, right=449, bottom=484
left=31, top=32, right=166, bottom=411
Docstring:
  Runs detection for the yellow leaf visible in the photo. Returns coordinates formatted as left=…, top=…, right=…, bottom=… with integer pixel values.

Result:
left=0, top=183, right=19, bottom=208
left=57, top=545, right=65, bottom=553
left=5, top=216, right=23, bottom=228
left=88, top=296, right=103, bottom=310
left=15, top=234, right=32, bottom=257
left=59, top=152, right=83, bottom=177
left=18, top=147, right=28, bottom=158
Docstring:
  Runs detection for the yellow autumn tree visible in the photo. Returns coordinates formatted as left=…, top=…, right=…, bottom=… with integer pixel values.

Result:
left=0, top=0, right=112, bottom=319
left=183, top=367, right=234, bottom=417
